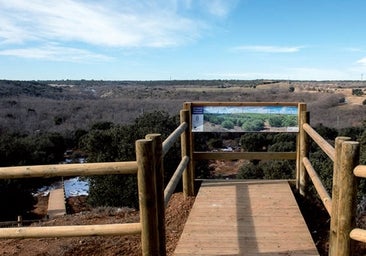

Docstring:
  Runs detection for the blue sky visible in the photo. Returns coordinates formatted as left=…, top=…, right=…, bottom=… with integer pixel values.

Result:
left=1, top=0, right=366, bottom=81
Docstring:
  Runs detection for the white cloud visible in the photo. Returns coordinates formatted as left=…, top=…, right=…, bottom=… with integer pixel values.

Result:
left=0, top=0, right=205, bottom=48
left=200, top=0, right=238, bottom=17
left=357, top=57, right=366, bottom=66
left=344, top=47, right=363, bottom=52
left=232, top=45, right=303, bottom=53
left=0, top=44, right=112, bottom=62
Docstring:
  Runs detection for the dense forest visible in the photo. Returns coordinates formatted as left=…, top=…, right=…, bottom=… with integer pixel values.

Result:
left=0, top=79, right=365, bottom=220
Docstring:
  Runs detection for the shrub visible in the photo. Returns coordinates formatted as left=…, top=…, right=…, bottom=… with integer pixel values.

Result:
left=352, top=88, right=363, bottom=96
left=222, top=120, right=234, bottom=129
left=82, top=111, right=180, bottom=209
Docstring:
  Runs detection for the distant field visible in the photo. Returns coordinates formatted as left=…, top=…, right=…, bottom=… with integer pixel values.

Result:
left=0, top=80, right=365, bottom=134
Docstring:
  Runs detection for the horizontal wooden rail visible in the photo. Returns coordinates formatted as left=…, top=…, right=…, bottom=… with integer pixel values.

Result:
left=351, top=165, right=366, bottom=245
left=0, top=223, right=141, bottom=238
left=350, top=228, right=366, bottom=243
left=0, top=162, right=138, bottom=179
left=194, top=152, right=297, bottom=160
left=303, top=157, right=332, bottom=215
left=162, top=122, right=188, bottom=156
left=353, top=165, right=366, bottom=178
left=303, top=123, right=335, bottom=161
left=164, top=156, right=189, bottom=207
left=190, top=101, right=299, bottom=107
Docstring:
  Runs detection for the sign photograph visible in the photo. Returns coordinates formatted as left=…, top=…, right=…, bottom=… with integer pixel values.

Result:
left=192, top=105, right=298, bottom=133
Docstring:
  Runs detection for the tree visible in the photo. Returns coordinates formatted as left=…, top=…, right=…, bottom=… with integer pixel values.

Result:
left=240, top=133, right=270, bottom=152
left=241, top=119, right=264, bottom=131
left=82, top=111, right=180, bottom=209
left=0, top=132, right=67, bottom=220
left=222, top=120, right=234, bottom=129
left=268, top=115, right=283, bottom=127
left=237, top=162, right=264, bottom=179
left=352, top=88, right=363, bottom=96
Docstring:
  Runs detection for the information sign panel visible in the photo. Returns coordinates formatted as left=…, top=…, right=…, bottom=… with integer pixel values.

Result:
left=192, top=106, right=298, bottom=132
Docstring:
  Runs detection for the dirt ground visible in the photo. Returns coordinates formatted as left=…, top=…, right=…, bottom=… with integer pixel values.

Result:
left=0, top=193, right=195, bottom=256
left=1, top=183, right=366, bottom=255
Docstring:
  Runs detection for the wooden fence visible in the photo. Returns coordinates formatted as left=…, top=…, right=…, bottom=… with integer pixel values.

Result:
left=0, top=101, right=365, bottom=256
left=0, top=109, right=192, bottom=256
left=184, top=101, right=366, bottom=256
left=297, top=104, right=363, bottom=256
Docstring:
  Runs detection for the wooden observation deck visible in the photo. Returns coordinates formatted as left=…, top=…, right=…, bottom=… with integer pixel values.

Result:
left=174, top=180, right=319, bottom=255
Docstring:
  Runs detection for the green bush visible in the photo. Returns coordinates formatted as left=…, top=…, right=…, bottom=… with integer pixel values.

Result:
left=0, top=132, right=66, bottom=220
left=222, top=120, right=234, bottom=129
left=241, top=119, right=264, bottom=131
left=82, top=111, right=179, bottom=209
left=352, top=88, right=363, bottom=96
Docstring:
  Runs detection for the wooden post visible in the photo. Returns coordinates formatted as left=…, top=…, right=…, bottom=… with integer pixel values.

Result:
left=181, top=109, right=194, bottom=197
left=329, top=136, right=351, bottom=256
left=332, top=141, right=359, bottom=256
left=183, top=103, right=195, bottom=196
left=136, top=139, right=160, bottom=256
left=17, top=216, right=22, bottom=227
left=298, top=103, right=309, bottom=196
left=145, top=134, right=166, bottom=256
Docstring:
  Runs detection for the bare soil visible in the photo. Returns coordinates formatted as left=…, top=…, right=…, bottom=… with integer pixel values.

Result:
left=0, top=193, right=195, bottom=256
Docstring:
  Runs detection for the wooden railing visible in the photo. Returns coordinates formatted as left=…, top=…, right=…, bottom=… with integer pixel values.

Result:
left=350, top=165, right=366, bottom=244
left=185, top=101, right=299, bottom=164
left=0, top=109, right=192, bottom=256
left=0, top=102, right=364, bottom=256
left=297, top=103, right=361, bottom=256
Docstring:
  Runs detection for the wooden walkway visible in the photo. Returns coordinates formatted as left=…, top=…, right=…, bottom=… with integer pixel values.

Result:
left=47, top=182, right=66, bottom=218
left=174, top=180, right=319, bottom=255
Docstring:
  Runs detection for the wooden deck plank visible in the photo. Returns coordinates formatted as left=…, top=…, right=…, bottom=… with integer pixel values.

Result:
left=47, top=187, right=66, bottom=218
left=174, top=180, right=319, bottom=255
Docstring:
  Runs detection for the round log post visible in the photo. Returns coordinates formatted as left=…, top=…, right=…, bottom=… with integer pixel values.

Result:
left=136, top=139, right=160, bottom=256
left=329, top=136, right=351, bottom=256
left=298, top=103, right=309, bottom=196
left=17, top=216, right=22, bottom=227
left=333, top=141, right=359, bottom=256
left=181, top=109, right=194, bottom=197
left=145, top=134, right=166, bottom=256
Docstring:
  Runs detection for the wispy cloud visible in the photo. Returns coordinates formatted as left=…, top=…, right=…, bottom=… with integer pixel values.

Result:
left=0, top=0, right=215, bottom=61
left=0, top=0, right=206, bottom=48
left=232, top=45, right=303, bottom=53
left=356, top=57, right=366, bottom=66
left=344, top=47, right=363, bottom=52
left=200, top=0, right=238, bottom=18
left=0, top=45, right=112, bottom=62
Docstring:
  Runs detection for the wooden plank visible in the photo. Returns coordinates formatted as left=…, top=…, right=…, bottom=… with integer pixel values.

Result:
left=47, top=188, right=66, bottom=218
left=174, top=180, right=319, bottom=255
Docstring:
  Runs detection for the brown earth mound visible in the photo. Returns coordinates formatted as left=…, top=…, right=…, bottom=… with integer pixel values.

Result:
left=0, top=193, right=195, bottom=256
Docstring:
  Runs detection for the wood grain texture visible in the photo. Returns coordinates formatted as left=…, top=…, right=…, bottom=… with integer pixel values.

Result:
left=47, top=188, right=66, bottom=218
left=174, top=180, right=319, bottom=255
